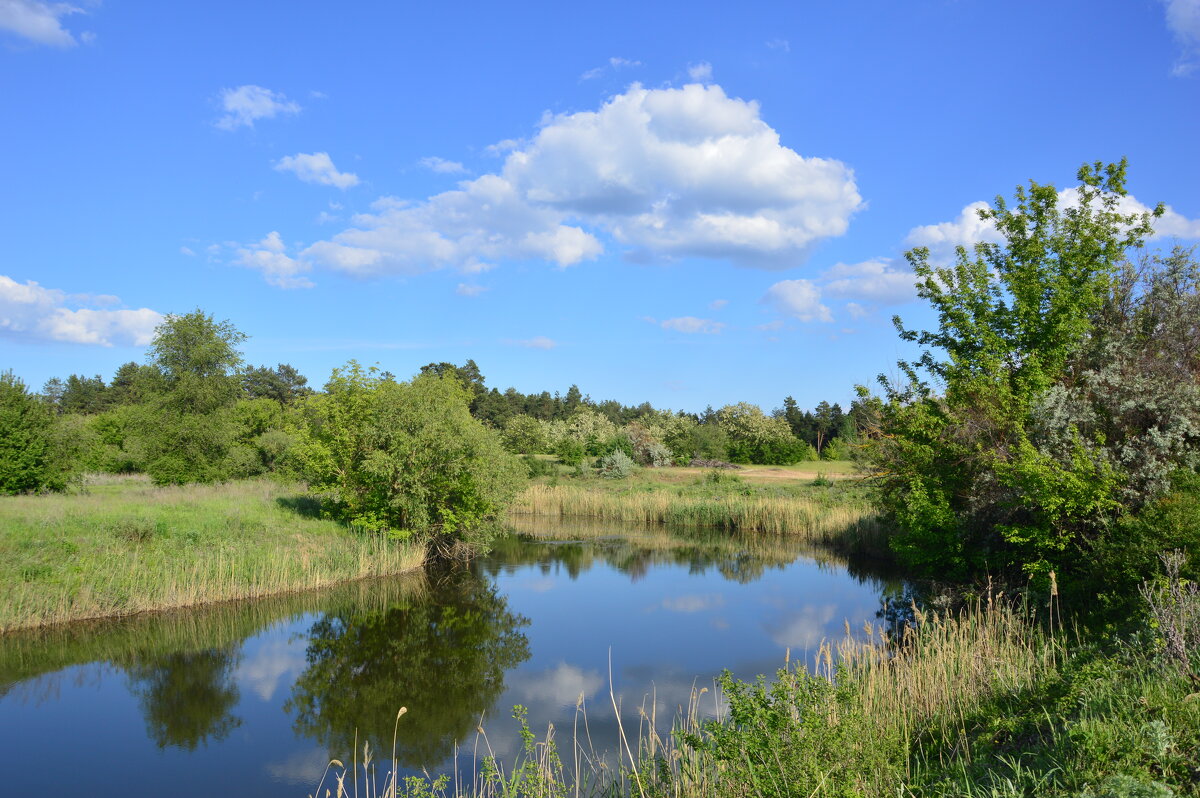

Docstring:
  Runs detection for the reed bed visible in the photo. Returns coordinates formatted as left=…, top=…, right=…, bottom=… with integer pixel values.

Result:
left=0, top=478, right=425, bottom=633
left=511, top=483, right=880, bottom=546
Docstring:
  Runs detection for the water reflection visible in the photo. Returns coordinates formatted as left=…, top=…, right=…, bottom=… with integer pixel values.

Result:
left=286, top=566, right=531, bottom=766
left=0, top=519, right=905, bottom=798
left=126, top=647, right=242, bottom=750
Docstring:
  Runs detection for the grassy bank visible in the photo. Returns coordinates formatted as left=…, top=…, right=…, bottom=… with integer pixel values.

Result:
left=326, top=594, right=1200, bottom=798
left=510, top=468, right=880, bottom=550
left=0, top=476, right=425, bottom=633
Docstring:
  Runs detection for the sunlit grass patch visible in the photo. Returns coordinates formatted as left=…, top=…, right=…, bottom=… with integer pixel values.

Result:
left=0, top=477, right=425, bottom=632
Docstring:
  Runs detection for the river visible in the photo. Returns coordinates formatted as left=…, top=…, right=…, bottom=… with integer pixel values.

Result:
left=0, top=517, right=904, bottom=796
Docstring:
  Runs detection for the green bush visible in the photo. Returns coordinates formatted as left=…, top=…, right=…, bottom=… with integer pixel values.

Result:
left=554, top=438, right=584, bottom=466
left=0, top=371, right=68, bottom=493
left=522, top=454, right=552, bottom=478
left=728, top=435, right=812, bottom=465
left=290, top=363, right=526, bottom=543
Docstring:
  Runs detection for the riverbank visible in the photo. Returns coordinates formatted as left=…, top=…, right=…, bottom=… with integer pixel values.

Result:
left=0, top=476, right=425, bottom=633
left=509, top=464, right=882, bottom=552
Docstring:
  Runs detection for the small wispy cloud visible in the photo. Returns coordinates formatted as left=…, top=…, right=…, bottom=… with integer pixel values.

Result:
left=419, top=156, right=467, bottom=174
left=580, top=56, right=642, bottom=80
left=274, top=152, right=359, bottom=189
left=214, top=85, right=300, bottom=131
left=687, top=62, right=713, bottom=82
left=455, top=282, right=488, bottom=297
left=1162, top=0, right=1200, bottom=75
left=660, top=316, right=725, bottom=334
left=507, top=335, right=557, bottom=349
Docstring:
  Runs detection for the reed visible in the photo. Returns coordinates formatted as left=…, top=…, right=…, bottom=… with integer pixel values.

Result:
left=0, top=477, right=425, bottom=633
left=511, top=483, right=881, bottom=548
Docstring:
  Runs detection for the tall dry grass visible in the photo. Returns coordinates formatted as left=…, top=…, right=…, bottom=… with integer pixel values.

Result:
left=511, top=483, right=880, bottom=546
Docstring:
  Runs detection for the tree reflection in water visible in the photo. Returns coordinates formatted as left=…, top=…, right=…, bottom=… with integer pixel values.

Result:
left=125, top=647, right=242, bottom=750
left=285, top=565, right=530, bottom=767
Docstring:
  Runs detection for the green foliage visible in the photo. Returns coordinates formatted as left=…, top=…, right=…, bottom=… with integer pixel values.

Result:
left=728, top=435, right=813, bottom=465
left=686, top=667, right=899, bottom=798
left=501, top=413, right=546, bottom=454
left=88, top=405, right=149, bottom=473
left=521, top=454, right=553, bottom=478
left=863, top=161, right=1178, bottom=579
left=597, top=449, right=635, bottom=479
left=0, top=371, right=68, bottom=493
left=291, top=362, right=526, bottom=542
left=554, top=437, right=585, bottom=466
left=140, top=310, right=248, bottom=485
left=681, top=422, right=729, bottom=461
left=241, top=363, right=310, bottom=405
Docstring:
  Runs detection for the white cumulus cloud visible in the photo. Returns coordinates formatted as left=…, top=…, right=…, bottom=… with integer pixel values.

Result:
left=660, top=316, right=725, bottom=334
left=274, top=152, right=359, bottom=189
left=504, top=83, right=861, bottom=267
left=235, top=232, right=313, bottom=289
left=821, top=259, right=918, bottom=305
left=215, top=85, right=300, bottom=131
left=286, top=82, right=860, bottom=286
left=905, top=190, right=1199, bottom=264
left=0, top=275, right=162, bottom=346
left=762, top=279, right=832, bottom=323
left=0, top=0, right=84, bottom=47
left=301, top=178, right=603, bottom=277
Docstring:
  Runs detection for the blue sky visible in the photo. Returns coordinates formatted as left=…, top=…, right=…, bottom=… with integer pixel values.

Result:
left=2, top=0, right=1198, bottom=413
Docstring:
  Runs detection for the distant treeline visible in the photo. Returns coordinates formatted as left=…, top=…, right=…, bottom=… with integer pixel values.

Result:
left=31, top=356, right=867, bottom=468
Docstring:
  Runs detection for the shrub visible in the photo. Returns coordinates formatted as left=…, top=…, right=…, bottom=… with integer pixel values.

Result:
left=554, top=438, right=584, bottom=466
left=290, top=363, right=526, bottom=543
left=0, top=371, right=68, bottom=493
left=598, top=449, right=635, bottom=479
left=522, top=454, right=552, bottom=478
left=645, top=441, right=673, bottom=467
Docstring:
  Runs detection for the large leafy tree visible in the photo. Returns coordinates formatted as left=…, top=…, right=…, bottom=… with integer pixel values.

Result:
left=865, top=160, right=1167, bottom=578
left=0, top=371, right=68, bottom=493
left=291, top=363, right=526, bottom=542
left=140, top=310, right=248, bottom=484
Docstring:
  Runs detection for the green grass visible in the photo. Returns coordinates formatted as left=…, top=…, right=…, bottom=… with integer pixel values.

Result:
left=0, top=475, right=425, bottom=633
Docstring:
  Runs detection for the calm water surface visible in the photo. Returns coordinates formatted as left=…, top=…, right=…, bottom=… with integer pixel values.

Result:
left=0, top=519, right=903, bottom=796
